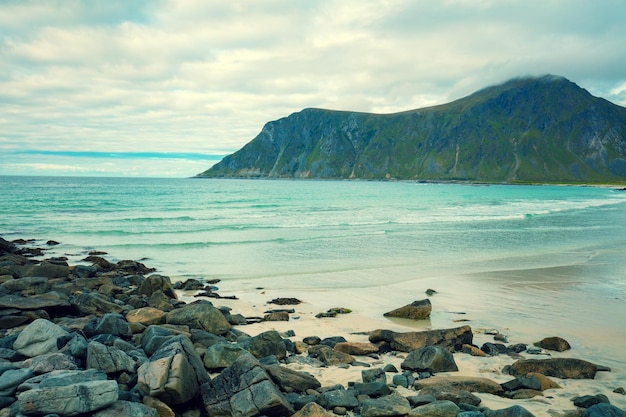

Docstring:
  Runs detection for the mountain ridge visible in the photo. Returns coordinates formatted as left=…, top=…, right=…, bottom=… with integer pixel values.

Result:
left=197, top=75, right=626, bottom=183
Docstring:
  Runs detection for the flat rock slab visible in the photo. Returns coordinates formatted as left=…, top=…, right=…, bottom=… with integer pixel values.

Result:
left=414, top=376, right=504, bottom=395
left=0, top=294, right=69, bottom=310
left=509, top=358, right=610, bottom=379
left=18, top=380, right=118, bottom=416
left=384, top=299, right=432, bottom=320
left=369, top=326, right=473, bottom=352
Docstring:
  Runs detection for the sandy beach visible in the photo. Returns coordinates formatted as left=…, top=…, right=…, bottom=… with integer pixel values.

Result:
left=183, top=279, right=626, bottom=416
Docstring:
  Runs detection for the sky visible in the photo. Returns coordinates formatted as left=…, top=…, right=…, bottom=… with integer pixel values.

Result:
left=1, top=0, right=626, bottom=178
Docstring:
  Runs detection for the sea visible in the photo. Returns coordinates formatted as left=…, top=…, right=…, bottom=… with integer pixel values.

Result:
left=1, top=175, right=625, bottom=372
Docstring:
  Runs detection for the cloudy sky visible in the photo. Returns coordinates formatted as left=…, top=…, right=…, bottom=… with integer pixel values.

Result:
left=1, top=0, right=626, bottom=178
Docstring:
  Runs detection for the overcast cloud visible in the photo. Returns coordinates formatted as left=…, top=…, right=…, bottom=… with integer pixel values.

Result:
left=1, top=0, right=626, bottom=177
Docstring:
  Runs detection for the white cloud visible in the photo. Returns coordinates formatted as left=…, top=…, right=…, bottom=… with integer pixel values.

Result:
left=1, top=0, right=625, bottom=177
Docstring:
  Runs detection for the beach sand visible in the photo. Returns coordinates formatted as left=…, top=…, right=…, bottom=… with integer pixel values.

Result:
left=180, top=279, right=626, bottom=416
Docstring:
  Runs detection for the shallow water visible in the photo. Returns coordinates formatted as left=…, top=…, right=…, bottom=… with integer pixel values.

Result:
left=1, top=175, right=625, bottom=373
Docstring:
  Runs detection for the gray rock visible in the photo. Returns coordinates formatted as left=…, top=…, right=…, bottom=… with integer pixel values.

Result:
left=369, top=326, right=473, bottom=352
left=573, top=394, right=610, bottom=408
left=384, top=299, right=432, bottom=320
left=362, top=367, right=387, bottom=383
left=18, top=379, right=118, bottom=416
left=62, top=332, right=89, bottom=360
left=91, top=400, right=159, bottom=417
left=13, top=318, right=69, bottom=357
left=0, top=368, right=32, bottom=396
left=352, top=381, right=392, bottom=398
left=316, top=388, right=359, bottom=410
left=582, top=403, right=625, bottom=417
left=264, top=364, right=322, bottom=393
left=408, top=400, right=460, bottom=417
left=137, top=335, right=209, bottom=405
left=501, top=376, right=542, bottom=392
left=22, top=261, right=69, bottom=279
left=308, top=344, right=353, bottom=366
left=87, top=341, right=136, bottom=374
left=35, top=369, right=108, bottom=389
left=0, top=293, right=70, bottom=310
left=0, top=347, right=22, bottom=361
left=360, top=394, right=412, bottom=417
left=203, top=342, right=252, bottom=371
left=416, top=386, right=482, bottom=407
left=201, top=354, right=294, bottom=417
left=407, top=394, right=437, bottom=407
left=138, top=274, right=177, bottom=299
left=141, top=325, right=182, bottom=356
left=24, top=353, right=80, bottom=374
left=483, top=405, right=536, bottom=417
left=292, top=402, right=334, bottom=417
left=72, top=265, right=97, bottom=278
left=165, top=300, right=231, bottom=335
left=239, top=330, right=287, bottom=360
left=70, top=292, right=124, bottom=316
left=414, top=376, right=504, bottom=395
left=0, top=276, right=50, bottom=294
left=402, top=345, right=458, bottom=373
left=90, top=313, right=132, bottom=338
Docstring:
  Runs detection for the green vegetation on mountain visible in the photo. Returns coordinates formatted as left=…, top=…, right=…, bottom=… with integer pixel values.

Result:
left=197, top=75, right=626, bottom=183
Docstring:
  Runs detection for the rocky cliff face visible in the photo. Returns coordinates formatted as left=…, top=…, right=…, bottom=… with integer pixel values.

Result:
left=198, top=75, right=626, bottom=183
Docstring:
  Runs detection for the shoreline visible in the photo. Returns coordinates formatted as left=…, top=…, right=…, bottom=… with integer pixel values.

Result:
left=1, top=237, right=625, bottom=416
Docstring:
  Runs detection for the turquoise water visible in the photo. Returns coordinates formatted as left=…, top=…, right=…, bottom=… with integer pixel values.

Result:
left=1, top=176, right=626, bottom=368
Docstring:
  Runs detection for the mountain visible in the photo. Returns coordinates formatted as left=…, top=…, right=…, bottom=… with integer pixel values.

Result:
left=197, top=75, right=626, bottom=183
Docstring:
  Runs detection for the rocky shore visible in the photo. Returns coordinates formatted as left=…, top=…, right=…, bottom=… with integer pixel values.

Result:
left=1, top=237, right=625, bottom=417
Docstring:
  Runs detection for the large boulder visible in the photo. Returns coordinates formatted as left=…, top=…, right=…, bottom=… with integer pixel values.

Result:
left=137, top=335, right=209, bottom=405
left=18, top=379, right=118, bottom=416
left=138, top=275, right=177, bottom=299
left=0, top=293, right=70, bottom=311
left=201, top=354, right=294, bottom=417
left=126, top=307, right=166, bottom=326
left=239, top=330, right=287, bottom=360
left=87, top=341, right=136, bottom=374
left=369, top=326, right=473, bottom=352
left=264, top=364, right=322, bottom=393
left=417, top=385, right=482, bottom=407
left=333, top=341, right=379, bottom=355
left=0, top=368, right=33, bottom=397
left=292, top=402, right=335, bottom=417
left=13, top=318, right=69, bottom=357
left=582, top=403, right=626, bottom=417
left=360, top=394, right=412, bottom=417
left=92, top=400, right=159, bottom=417
left=165, top=300, right=231, bottom=335
left=203, top=342, right=253, bottom=371
left=316, top=387, right=359, bottom=410
left=308, top=344, right=354, bottom=366
left=24, top=352, right=80, bottom=374
left=0, top=276, right=50, bottom=294
left=508, top=358, right=609, bottom=379
left=384, top=299, right=432, bottom=320
left=535, top=336, right=571, bottom=352
left=141, top=325, right=188, bottom=356
left=401, top=345, right=458, bottom=373
left=85, top=313, right=132, bottom=338
left=408, top=400, right=460, bottom=417
left=22, top=261, right=69, bottom=279
left=70, top=292, right=124, bottom=316
left=483, top=405, right=536, bottom=417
